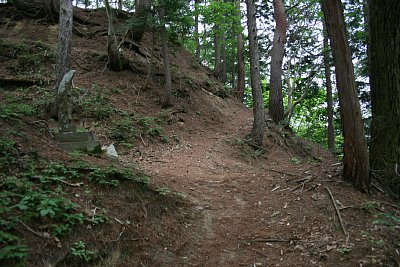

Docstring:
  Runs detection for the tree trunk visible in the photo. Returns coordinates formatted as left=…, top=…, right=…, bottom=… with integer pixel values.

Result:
left=322, top=18, right=335, bottom=153
left=221, top=33, right=227, bottom=83
left=369, top=0, right=400, bottom=197
left=322, top=0, right=370, bottom=191
left=55, top=0, right=73, bottom=88
left=105, top=0, right=123, bottom=71
left=130, top=0, right=152, bottom=42
left=118, top=0, right=123, bottom=10
left=141, top=31, right=155, bottom=91
left=213, top=26, right=222, bottom=79
left=194, top=0, right=201, bottom=62
left=269, top=0, right=287, bottom=124
left=246, top=0, right=266, bottom=147
left=159, top=7, right=172, bottom=108
left=231, top=50, right=236, bottom=90
left=283, top=71, right=307, bottom=128
left=236, top=0, right=245, bottom=102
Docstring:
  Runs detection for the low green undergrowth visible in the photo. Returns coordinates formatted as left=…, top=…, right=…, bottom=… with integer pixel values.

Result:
left=0, top=137, right=148, bottom=266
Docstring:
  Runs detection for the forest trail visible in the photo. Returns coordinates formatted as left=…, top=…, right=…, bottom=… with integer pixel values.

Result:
left=1, top=8, right=398, bottom=266
left=131, top=96, right=349, bottom=266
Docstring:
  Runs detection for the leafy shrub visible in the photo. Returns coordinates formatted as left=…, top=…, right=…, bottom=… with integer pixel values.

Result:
left=0, top=103, right=36, bottom=120
left=70, top=241, right=95, bottom=262
left=78, top=85, right=114, bottom=120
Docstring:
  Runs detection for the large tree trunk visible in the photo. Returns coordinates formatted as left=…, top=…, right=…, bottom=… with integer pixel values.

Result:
left=268, top=0, right=287, bottom=124
left=246, top=0, right=266, bottom=147
left=322, top=0, right=370, bottom=191
left=369, top=0, right=400, bottom=197
left=130, top=0, right=152, bottom=42
left=213, top=26, right=222, bottom=79
left=221, top=33, right=227, bottom=83
left=55, top=0, right=73, bottom=88
left=237, top=31, right=245, bottom=102
left=236, top=0, right=245, bottom=102
left=159, top=7, right=172, bottom=108
left=322, top=19, right=335, bottom=153
left=282, top=68, right=308, bottom=128
left=194, top=0, right=201, bottom=62
left=105, top=0, right=123, bottom=71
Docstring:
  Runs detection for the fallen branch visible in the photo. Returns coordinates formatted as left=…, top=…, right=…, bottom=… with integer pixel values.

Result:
left=339, top=206, right=357, bottom=211
left=19, top=221, right=61, bottom=247
left=55, top=179, right=84, bottom=187
left=134, top=193, right=148, bottom=218
left=32, top=176, right=84, bottom=187
left=325, top=186, right=347, bottom=236
left=371, top=183, right=385, bottom=193
left=380, top=201, right=400, bottom=210
left=290, top=180, right=308, bottom=192
left=265, top=168, right=299, bottom=177
left=271, top=185, right=280, bottom=192
left=242, top=237, right=301, bottom=243
left=287, top=176, right=312, bottom=184
left=0, top=76, right=48, bottom=86
left=247, top=247, right=268, bottom=257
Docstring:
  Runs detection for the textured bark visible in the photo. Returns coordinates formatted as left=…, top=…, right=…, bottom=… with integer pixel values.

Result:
left=130, top=0, right=152, bottom=42
left=283, top=72, right=307, bottom=128
left=221, top=33, right=227, bottom=83
left=231, top=50, right=236, bottom=89
left=159, top=7, right=172, bottom=108
left=322, top=19, right=335, bottom=153
left=105, top=0, right=123, bottom=71
left=369, top=0, right=400, bottom=197
left=236, top=0, right=245, bottom=102
left=268, top=0, right=287, bottom=124
left=246, top=0, right=266, bottom=147
left=194, top=0, right=201, bottom=62
left=322, top=0, right=370, bottom=191
left=237, top=32, right=245, bottom=102
left=56, top=0, right=73, bottom=88
left=213, top=26, right=222, bottom=79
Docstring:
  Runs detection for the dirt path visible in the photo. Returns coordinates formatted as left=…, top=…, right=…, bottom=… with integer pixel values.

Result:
left=126, top=101, right=354, bottom=266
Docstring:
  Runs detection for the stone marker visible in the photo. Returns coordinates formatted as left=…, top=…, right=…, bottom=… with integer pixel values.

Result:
left=57, top=70, right=76, bottom=133
left=104, top=144, right=118, bottom=159
left=55, top=70, right=101, bottom=153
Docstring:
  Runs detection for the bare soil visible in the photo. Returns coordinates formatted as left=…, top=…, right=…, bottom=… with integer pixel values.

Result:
left=0, top=6, right=399, bottom=267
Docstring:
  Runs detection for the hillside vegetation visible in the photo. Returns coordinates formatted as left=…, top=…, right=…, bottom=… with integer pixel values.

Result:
left=0, top=7, right=399, bottom=267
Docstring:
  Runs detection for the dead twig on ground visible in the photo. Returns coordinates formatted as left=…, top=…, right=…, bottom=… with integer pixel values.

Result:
left=135, top=193, right=148, bottom=218
left=139, top=133, right=147, bottom=147
left=101, top=60, right=109, bottom=75
left=287, top=176, right=312, bottom=184
left=265, top=168, right=299, bottom=177
left=339, top=206, right=357, bottom=211
left=380, top=201, right=400, bottom=210
left=31, top=176, right=84, bottom=187
left=271, top=185, right=280, bottom=192
left=247, top=247, right=268, bottom=257
left=242, top=238, right=299, bottom=243
left=19, top=221, right=61, bottom=247
left=325, top=186, right=347, bottom=236
left=371, top=182, right=385, bottom=193
left=290, top=180, right=309, bottom=192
